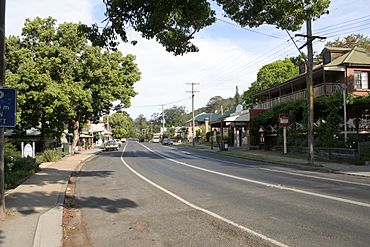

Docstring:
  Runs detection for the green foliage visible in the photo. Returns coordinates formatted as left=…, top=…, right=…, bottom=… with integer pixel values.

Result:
left=81, top=1, right=329, bottom=55
left=5, top=155, right=38, bottom=189
left=6, top=17, right=141, bottom=151
left=201, top=96, right=235, bottom=115
left=242, top=58, right=299, bottom=104
left=36, top=149, right=62, bottom=163
left=81, top=0, right=216, bottom=55
left=325, top=34, right=370, bottom=49
left=109, top=111, right=135, bottom=138
left=4, top=141, right=21, bottom=165
left=163, top=106, right=188, bottom=127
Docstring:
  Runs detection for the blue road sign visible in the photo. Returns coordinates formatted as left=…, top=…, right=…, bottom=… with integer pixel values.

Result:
left=0, top=88, right=16, bottom=127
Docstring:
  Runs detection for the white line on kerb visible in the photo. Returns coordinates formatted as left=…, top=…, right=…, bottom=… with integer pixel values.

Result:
left=139, top=143, right=370, bottom=209
left=121, top=143, right=289, bottom=247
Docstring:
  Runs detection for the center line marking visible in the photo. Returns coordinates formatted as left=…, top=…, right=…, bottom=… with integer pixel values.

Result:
left=139, top=143, right=370, bottom=209
left=121, top=142, right=290, bottom=247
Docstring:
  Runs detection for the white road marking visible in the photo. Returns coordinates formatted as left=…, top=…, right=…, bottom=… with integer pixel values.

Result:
left=174, top=149, right=370, bottom=188
left=258, top=167, right=370, bottom=187
left=139, top=143, right=370, bottom=209
left=121, top=143, right=290, bottom=247
left=181, top=151, right=192, bottom=155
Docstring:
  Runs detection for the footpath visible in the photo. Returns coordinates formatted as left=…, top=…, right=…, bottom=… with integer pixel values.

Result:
left=1, top=145, right=369, bottom=247
left=0, top=148, right=102, bottom=247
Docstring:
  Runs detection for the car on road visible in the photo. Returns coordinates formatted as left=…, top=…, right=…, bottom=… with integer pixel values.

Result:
left=115, top=139, right=122, bottom=147
left=104, top=140, right=119, bottom=151
left=162, top=138, right=173, bottom=145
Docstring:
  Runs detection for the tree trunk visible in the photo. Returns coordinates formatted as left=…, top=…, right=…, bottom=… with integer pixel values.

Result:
left=71, top=119, right=80, bottom=155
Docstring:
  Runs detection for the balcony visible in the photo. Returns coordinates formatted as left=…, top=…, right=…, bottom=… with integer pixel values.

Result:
left=254, top=83, right=342, bottom=110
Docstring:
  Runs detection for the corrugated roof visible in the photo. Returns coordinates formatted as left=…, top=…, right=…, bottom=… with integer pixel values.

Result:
left=325, top=47, right=370, bottom=67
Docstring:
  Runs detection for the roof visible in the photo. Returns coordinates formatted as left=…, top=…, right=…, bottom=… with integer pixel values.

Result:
left=325, top=47, right=370, bottom=67
left=254, top=46, right=370, bottom=96
left=186, top=112, right=223, bottom=124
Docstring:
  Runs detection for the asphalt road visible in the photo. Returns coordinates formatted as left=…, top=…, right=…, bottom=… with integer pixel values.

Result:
left=74, top=141, right=370, bottom=247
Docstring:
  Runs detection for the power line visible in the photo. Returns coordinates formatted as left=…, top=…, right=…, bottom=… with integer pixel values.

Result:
left=314, top=14, right=370, bottom=32
left=216, top=17, right=286, bottom=40
left=129, top=96, right=191, bottom=108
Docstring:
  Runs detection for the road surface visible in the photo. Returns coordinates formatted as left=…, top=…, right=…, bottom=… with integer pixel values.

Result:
left=67, top=141, right=370, bottom=247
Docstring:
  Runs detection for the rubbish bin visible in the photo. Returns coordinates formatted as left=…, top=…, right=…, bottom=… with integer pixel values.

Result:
left=62, top=143, right=71, bottom=155
left=222, top=141, right=229, bottom=151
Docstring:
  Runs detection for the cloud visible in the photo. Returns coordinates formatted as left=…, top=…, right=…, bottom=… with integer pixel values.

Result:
left=120, top=33, right=261, bottom=119
left=6, top=0, right=99, bottom=36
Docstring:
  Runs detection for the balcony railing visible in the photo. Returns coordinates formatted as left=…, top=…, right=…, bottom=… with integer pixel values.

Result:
left=254, top=83, right=342, bottom=110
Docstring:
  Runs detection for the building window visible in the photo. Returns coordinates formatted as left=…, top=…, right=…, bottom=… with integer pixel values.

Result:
left=323, top=51, right=331, bottom=64
left=354, top=71, right=369, bottom=89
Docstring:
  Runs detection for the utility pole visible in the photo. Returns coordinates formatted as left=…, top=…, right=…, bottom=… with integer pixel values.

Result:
left=296, top=19, right=325, bottom=165
left=161, top=104, right=165, bottom=135
left=0, top=0, right=5, bottom=217
left=186, top=82, right=199, bottom=146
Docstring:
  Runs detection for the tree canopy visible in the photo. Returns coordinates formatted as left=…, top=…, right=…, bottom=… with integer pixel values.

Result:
left=6, top=17, right=141, bottom=152
left=325, top=34, right=370, bottom=49
left=242, top=58, right=299, bottom=104
left=109, top=111, right=135, bottom=139
left=81, top=0, right=331, bottom=55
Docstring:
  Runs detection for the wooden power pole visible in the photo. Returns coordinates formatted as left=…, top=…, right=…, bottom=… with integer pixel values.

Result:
left=186, top=83, right=199, bottom=146
left=296, top=19, right=325, bottom=165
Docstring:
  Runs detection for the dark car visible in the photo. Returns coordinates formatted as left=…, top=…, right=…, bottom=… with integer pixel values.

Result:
left=104, top=140, right=119, bottom=151
left=162, top=138, right=173, bottom=145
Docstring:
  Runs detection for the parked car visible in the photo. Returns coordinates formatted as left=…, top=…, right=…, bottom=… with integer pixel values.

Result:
left=115, top=139, right=122, bottom=147
left=162, top=138, right=173, bottom=145
left=121, top=138, right=127, bottom=143
left=104, top=140, right=119, bottom=151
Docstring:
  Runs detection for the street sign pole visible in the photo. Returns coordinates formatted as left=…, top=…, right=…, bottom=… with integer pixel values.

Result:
left=0, top=0, right=6, bottom=217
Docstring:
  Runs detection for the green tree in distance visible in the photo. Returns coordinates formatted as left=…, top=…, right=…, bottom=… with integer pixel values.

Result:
left=242, top=58, right=299, bottom=104
left=325, top=34, right=370, bottom=49
left=81, top=0, right=330, bottom=55
left=6, top=17, right=141, bottom=152
left=109, top=111, right=135, bottom=139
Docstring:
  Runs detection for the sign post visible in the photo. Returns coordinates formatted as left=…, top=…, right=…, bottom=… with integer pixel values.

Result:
left=0, top=88, right=16, bottom=127
left=279, top=114, right=289, bottom=154
left=0, top=88, right=16, bottom=217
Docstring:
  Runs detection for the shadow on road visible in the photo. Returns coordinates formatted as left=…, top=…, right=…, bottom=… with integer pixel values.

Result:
left=75, top=196, right=138, bottom=213
left=0, top=230, right=4, bottom=245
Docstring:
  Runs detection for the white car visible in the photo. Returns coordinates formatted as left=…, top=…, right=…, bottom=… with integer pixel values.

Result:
left=104, top=140, right=119, bottom=151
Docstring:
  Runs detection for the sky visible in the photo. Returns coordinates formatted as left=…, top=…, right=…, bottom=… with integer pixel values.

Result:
left=6, top=0, right=370, bottom=120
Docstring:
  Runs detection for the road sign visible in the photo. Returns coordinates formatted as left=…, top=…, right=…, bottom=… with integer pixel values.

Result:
left=0, top=88, right=16, bottom=127
left=279, top=114, right=289, bottom=127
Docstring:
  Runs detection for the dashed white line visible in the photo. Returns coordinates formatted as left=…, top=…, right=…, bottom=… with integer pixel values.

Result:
left=121, top=142, right=290, bottom=247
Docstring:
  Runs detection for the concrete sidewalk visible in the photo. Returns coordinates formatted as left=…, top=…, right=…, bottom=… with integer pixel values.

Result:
left=0, top=149, right=101, bottom=247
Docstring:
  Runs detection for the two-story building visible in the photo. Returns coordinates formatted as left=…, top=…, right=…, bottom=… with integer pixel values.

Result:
left=253, top=47, right=370, bottom=110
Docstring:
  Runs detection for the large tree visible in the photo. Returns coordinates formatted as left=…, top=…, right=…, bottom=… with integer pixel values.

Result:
left=109, top=111, right=135, bottom=139
left=6, top=17, right=141, bottom=152
left=81, top=0, right=330, bottom=55
left=242, top=58, right=299, bottom=104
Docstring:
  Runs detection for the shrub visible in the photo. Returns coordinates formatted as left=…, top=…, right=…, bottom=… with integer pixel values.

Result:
left=5, top=157, right=38, bottom=189
left=4, top=141, right=21, bottom=165
left=37, top=149, right=62, bottom=163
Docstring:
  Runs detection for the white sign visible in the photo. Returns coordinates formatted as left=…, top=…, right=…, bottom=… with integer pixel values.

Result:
left=23, top=144, right=33, bottom=158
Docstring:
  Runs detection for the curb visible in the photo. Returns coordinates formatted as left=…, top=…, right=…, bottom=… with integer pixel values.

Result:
left=32, top=151, right=101, bottom=247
